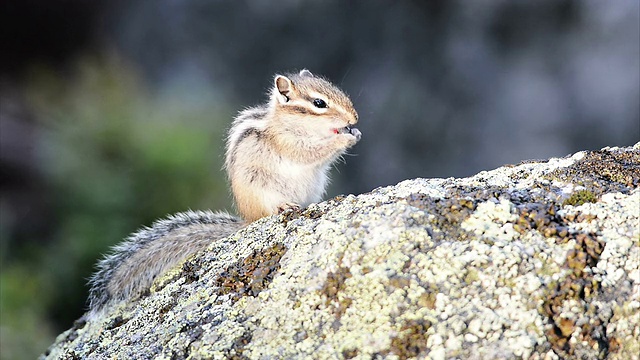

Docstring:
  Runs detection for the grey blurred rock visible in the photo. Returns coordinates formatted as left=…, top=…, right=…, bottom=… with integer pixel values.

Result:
left=42, top=144, right=639, bottom=359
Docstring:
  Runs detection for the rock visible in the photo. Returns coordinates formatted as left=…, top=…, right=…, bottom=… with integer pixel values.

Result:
left=42, top=144, right=640, bottom=360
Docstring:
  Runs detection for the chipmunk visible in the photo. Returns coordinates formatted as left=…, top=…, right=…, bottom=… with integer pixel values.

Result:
left=87, top=69, right=361, bottom=317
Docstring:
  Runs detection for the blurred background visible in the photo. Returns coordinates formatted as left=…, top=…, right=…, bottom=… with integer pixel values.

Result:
left=1, top=0, right=638, bottom=358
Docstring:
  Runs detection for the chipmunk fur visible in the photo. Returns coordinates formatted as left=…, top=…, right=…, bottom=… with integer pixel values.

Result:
left=87, top=69, right=361, bottom=317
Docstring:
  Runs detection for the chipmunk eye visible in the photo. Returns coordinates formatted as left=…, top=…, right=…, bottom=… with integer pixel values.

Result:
left=312, top=99, right=327, bottom=108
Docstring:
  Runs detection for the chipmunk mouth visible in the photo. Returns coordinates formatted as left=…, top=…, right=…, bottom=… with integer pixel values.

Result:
left=335, top=126, right=362, bottom=141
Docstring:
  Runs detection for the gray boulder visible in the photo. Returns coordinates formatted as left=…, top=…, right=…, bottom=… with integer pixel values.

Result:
left=43, top=144, right=640, bottom=360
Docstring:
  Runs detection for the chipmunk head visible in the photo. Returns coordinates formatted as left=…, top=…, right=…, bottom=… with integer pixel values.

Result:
left=269, top=69, right=361, bottom=151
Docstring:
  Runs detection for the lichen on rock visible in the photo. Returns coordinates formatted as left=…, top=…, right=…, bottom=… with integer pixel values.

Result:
left=42, top=144, right=640, bottom=360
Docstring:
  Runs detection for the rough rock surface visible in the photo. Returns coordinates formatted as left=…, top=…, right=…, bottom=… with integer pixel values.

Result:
left=43, top=144, right=640, bottom=360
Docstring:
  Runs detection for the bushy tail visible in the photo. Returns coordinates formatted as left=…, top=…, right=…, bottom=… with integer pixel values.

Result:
left=87, top=210, right=244, bottom=318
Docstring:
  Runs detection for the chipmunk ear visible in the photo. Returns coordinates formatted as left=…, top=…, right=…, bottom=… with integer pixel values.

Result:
left=274, top=75, right=293, bottom=104
left=299, top=69, right=313, bottom=77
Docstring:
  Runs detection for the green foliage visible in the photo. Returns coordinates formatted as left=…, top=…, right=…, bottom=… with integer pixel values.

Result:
left=1, top=57, right=235, bottom=359
left=0, top=264, right=55, bottom=360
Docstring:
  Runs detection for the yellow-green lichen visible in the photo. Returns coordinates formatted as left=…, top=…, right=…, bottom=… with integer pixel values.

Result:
left=563, top=189, right=598, bottom=207
left=41, top=146, right=640, bottom=360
